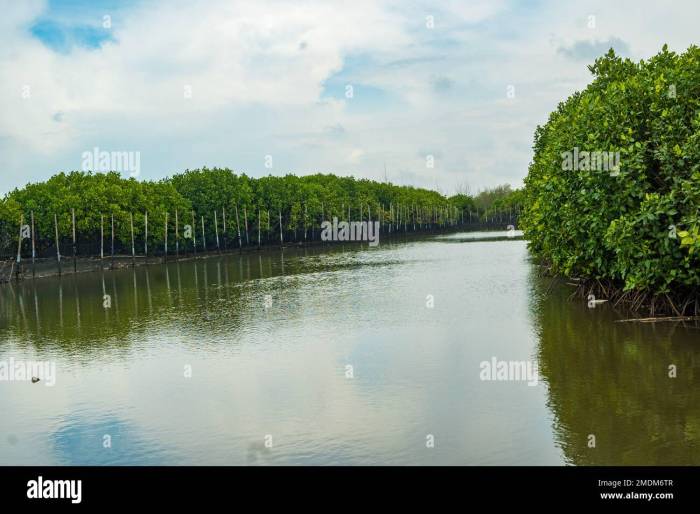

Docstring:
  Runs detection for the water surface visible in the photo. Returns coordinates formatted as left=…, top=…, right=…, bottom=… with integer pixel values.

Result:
left=1, top=232, right=698, bottom=465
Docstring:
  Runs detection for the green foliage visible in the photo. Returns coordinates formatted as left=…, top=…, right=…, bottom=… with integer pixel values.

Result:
left=521, top=45, right=700, bottom=294
left=3, top=171, right=191, bottom=248
left=449, top=185, right=523, bottom=218
left=167, top=169, right=457, bottom=234
left=447, top=193, right=475, bottom=212
left=0, top=169, right=505, bottom=250
left=473, top=184, right=516, bottom=211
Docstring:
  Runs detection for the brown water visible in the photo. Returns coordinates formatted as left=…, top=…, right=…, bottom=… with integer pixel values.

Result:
left=0, top=231, right=698, bottom=465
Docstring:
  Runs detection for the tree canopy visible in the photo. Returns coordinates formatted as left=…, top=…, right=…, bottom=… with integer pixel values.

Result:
left=0, top=169, right=521, bottom=254
left=521, top=45, right=700, bottom=296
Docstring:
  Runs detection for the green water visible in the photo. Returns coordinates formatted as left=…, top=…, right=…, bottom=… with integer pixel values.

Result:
left=0, top=232, right=698, bottom=465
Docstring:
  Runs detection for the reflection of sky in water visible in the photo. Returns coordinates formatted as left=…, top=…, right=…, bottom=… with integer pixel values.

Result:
left=434, top=230, right=524, bottom=241
left=52, top=415, right=174, bottom=465
left=342, top=331, right=392, bottom=385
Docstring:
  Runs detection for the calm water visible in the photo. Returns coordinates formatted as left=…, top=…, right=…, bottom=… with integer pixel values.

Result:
left=1, top=231, right=698, bottom=465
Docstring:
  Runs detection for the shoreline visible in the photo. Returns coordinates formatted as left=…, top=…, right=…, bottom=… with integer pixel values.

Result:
left=537, top=266, right=700, bottom=319
left=1, top=224, right=515, bottom=284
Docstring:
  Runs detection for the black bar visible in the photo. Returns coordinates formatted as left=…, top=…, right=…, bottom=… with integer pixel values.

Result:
left=0, top=466, right=695, bottom=508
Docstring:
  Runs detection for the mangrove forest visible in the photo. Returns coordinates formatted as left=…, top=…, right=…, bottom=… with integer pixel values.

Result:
left=521, top=45, right=700, bottom=316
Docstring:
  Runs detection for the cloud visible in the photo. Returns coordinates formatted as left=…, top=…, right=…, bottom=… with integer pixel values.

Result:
left=431, top=76, right=455, bottom=93
left=557, top=37, right=630, bottom=61
left=1, top=0, right=700, bottom=195
left=325, top=124, right=346, bottom=137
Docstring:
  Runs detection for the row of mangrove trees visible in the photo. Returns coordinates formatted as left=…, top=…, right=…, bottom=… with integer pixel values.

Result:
left=0, top=169, right=522, bottom=258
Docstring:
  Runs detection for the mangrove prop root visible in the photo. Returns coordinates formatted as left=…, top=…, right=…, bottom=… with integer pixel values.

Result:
left=570, top=279, right=700, bottom=318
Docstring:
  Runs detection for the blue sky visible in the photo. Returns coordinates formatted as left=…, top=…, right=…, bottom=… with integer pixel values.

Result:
left=30, top=21, right=113, bottom=53
left=1, top=0, right=699, bottom=195
left=28, top=0, right=133, bottom=51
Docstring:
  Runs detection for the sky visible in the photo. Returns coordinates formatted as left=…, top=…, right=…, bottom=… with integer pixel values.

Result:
left=1, top=0, right=699, bottom=196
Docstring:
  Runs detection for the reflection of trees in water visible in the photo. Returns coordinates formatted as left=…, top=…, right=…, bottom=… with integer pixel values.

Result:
left=530, top=276, right=700, bottom=465
left=0, top=246, right=363, bottom=357
left=0, top=254, right=285, bottom=356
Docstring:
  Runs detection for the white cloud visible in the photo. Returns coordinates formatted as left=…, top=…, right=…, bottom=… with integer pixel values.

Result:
left=1, top=0, right=699, bottom=194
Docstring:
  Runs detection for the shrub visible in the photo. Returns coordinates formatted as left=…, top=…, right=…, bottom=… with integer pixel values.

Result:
left=521, top=45, right=700, bottom=302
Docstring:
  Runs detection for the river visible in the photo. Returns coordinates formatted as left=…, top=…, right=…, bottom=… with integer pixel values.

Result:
left=1, top=231, right=698, bottom=465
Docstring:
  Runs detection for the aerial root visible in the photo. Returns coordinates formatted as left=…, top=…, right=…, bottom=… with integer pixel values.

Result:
left=570, top=279, right=699, bottom=318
